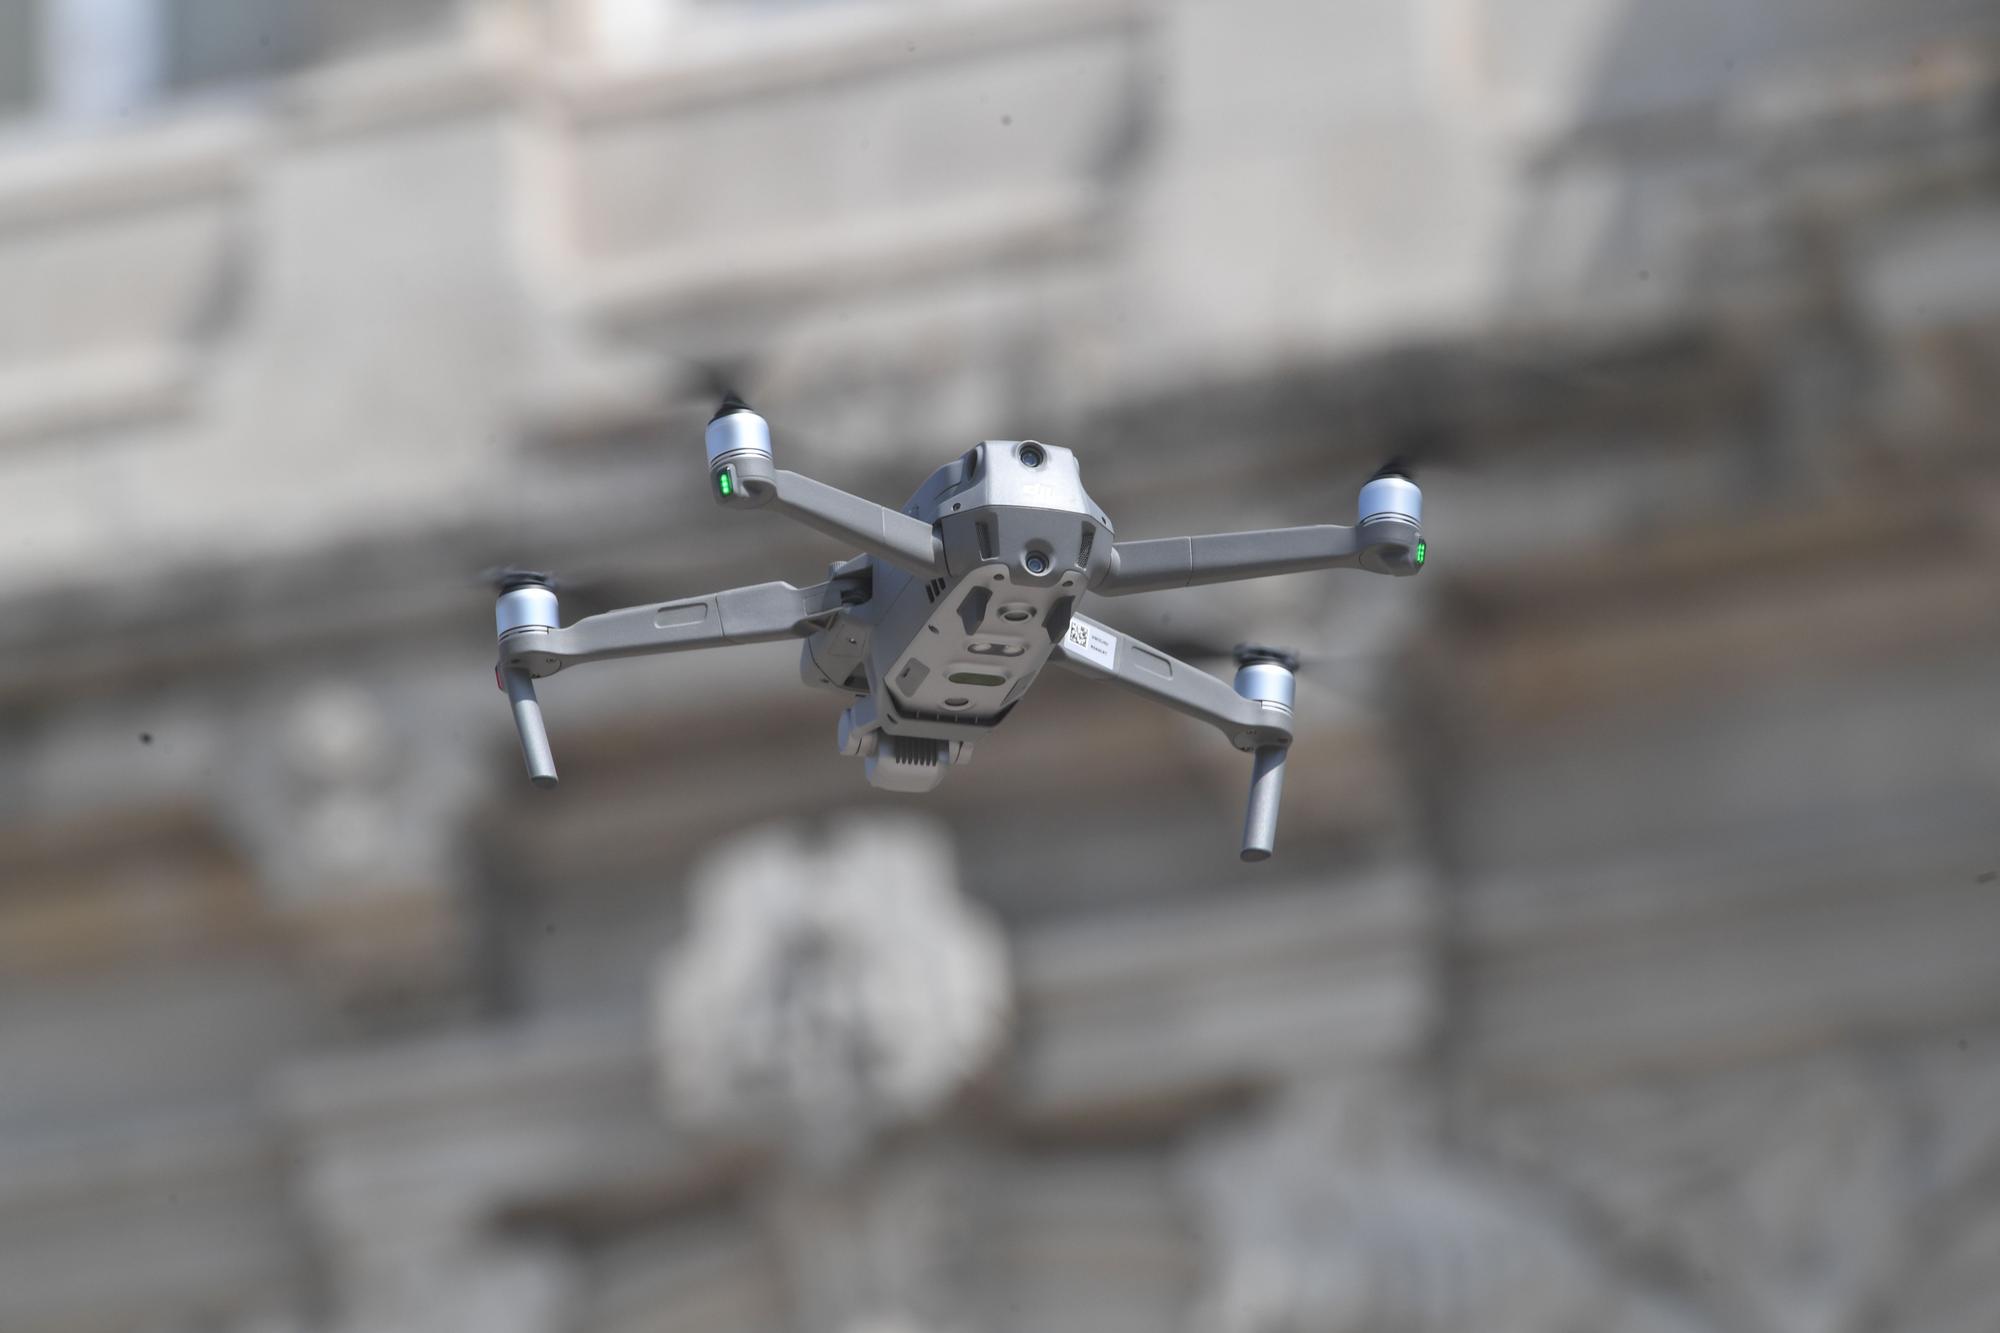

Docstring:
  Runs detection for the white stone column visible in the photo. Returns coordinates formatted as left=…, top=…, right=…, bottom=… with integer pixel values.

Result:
left=42, top=0, right=163, bottom=121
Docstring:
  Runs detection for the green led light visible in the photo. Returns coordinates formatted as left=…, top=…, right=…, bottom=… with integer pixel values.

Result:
left=717, top=469, right=734, bottom=498
left=1414, top=540, right=1427, bottom=566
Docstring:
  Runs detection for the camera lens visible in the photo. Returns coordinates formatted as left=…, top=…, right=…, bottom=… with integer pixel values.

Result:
left=1024, top=552, right=1049, bottom=575
left=1019, top=443, right=1045, bottom=468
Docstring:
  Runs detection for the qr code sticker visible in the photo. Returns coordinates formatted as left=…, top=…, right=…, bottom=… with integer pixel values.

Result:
left=1064, top=616, right=1118, bottom=670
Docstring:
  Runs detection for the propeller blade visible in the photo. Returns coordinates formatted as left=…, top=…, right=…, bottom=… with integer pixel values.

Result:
left=478, top=564, right=555, bottom=591
left=663, top=353, right=765, bottom=418
left=1147, top=637, right=1377, bottom=701
left=474, top=565, right=626, bottom=620
left=1368, top=415, right=1466, bottom=482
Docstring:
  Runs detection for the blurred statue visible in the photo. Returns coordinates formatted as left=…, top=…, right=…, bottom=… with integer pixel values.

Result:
left=652, top=814, right=1010, bottom=1171
left=213, top=677, right=487, bottom=1007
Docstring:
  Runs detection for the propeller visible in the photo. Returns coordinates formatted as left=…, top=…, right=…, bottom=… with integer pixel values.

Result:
left=478, top=564, right=557, bottom=592
left=673, top=354, right=756, bottom=408
left=663, top=351, right=787, bottom=425
left=1370, top=451, right=1432, bottom=483
left=663, top=349, right=855, bottom=463
left=1368, top=407, right=1465, bottom=485
left=475, top=353, right=804, bottom=628
left=474, top=564, right=630, bottom=622
left=1148, top=635, right=1384, bottom=710
left=1358, top=343, right=1489, bottom=487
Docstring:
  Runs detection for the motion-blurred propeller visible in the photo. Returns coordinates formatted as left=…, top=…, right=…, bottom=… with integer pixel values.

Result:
left=473, top=564, right=626, bottom=621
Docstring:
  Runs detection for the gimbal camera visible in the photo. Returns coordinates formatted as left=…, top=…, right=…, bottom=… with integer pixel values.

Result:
left=494, top=400, right=1425, bottom=860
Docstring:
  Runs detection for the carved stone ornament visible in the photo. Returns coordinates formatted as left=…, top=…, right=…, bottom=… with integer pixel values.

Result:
left=653, top=815, right=1010, bottom=1169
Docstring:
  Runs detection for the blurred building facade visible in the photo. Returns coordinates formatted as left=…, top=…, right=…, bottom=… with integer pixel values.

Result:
left=1, top=1, right=1998, bottom=1331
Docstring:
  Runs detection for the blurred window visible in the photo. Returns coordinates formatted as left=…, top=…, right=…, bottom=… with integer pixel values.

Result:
left=47, top=0, right=162, bottom=119
left=0, top=0, right=462, bottom=128
left=163, top=0, right=458, bottom=93
left=160, top=0, right=314, bottom=92
left=0, top=1, right=43, bottom=118
left=1573, top=0, right=2000, bottom=124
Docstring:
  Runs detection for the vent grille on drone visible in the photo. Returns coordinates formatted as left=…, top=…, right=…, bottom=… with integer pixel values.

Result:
left=891, top=735, right=940, bottom=766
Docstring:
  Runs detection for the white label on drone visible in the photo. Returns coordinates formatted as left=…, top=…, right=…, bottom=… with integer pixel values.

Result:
left=1066, top=616, right=1118, bottom=671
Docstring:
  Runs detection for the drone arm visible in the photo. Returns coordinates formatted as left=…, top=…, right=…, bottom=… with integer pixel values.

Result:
left=1053, top=614, right=1299, bottom=860
left=1095, top=526, right=1367, bottom=595
left=704, top=403, right=942, bottom=576
left=499, top=578, right=850, bottom=676
left=1050, top=615, right=1292, bottom=751
left=767, top=470, right=944, bottom=577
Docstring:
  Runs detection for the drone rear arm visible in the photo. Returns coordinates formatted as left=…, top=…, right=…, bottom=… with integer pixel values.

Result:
left=1050, top=615, right=1291, bottom=749
left=500, top=578, right=851, bottom=676
left=1096, top=519, right=1428, bottom=594
left=493, top=577, right=855, bottom=787
left=1051, top=615, right=1298, bottom=860
left=766, top=470, right=945, bottom=577
left=1096, top=525, right=1366, bottom=595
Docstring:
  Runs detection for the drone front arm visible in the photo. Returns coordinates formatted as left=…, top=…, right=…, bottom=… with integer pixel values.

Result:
left=1050, top=615, right=1292, bottom=751
left=1094, top=473, right=1427, bottom=594
left=766, top=470, right=945, bottom=577
left=1096, top=525, right=1366, bottom=595
left=703, top=402, right=944, bottom=575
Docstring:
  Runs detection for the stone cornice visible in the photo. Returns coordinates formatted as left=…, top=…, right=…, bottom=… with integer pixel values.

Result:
left=0, top=346, right=200, bottom=446
left=0, top=114, right=255, bottom=237
left=555, top=0, right=1149, bottom=126
left=576, top=184, right=1107, bottom=332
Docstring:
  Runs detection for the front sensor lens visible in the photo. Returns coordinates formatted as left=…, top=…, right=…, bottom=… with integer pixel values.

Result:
left=1019, top=444, right=1045, bottom=468
left=1024, top=552, right=1049, bottom=575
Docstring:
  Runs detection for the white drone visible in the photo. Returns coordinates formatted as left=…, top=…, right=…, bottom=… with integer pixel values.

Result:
left=492, top=397, right=1425, bottom=860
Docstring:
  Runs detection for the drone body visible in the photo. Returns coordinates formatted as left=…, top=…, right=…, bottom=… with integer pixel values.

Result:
left=495, top=401, right=1425, bottom=860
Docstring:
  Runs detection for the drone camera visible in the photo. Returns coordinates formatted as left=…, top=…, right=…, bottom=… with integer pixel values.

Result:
left=706, top=399, right=777, bottom=506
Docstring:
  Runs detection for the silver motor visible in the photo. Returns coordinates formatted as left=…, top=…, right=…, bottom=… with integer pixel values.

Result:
left=706, top=398, right=777, bottom=505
